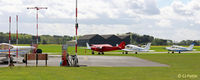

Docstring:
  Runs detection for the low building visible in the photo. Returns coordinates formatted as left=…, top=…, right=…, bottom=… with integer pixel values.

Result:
left=117, top=35, right=130, bottom=45
left=77, top=34, right=131, bottom=46
left=77, top=34, right=105, bottom=46
left=101, top=34, right=122, bottom=46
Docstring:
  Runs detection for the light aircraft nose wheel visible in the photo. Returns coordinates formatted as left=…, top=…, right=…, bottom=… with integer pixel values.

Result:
left=172, top=51, right=174, bottom=54
left=135, top=52, right=138, bottom=54
left=98, top=52, right=101, bottom=55
left=102, top=52, right=104, bottom=55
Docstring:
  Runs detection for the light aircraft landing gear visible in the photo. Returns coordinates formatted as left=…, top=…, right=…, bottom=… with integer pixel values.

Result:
left=125, top=51, right=128, bottom=54
left=92, top=51, right=95, bottom=55
left=172, top=51, right=174, bottom=54
left=179, top=51, right=181, bottom=54
left=135, top=52, right=138, bottom=54
left=98, top=52, right=101, bottom=55
left=22, top=59, right=26, bottom=63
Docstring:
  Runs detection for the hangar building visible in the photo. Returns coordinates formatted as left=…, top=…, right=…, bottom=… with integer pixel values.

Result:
left=77, top=34, right=130, bottom=46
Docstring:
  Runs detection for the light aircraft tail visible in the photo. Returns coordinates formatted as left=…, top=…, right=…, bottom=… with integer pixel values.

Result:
left=144, top=43, right=151, bottom=50
left=188, top=43, right=195, bottom=50
left=86, top=43, right=91, bottom=49
left=118, top=41, right=125, bottom=49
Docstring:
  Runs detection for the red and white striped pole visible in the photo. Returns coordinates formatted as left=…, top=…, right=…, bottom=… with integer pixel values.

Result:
left=27, top=7, right=47, bottom=51
left=16, top=15, right=18, bottom=58
left=75, top=0, right=78, bottom=55
left=36, top=9, right=39, bottom=45
left=9, top=16, right=11, bottom=65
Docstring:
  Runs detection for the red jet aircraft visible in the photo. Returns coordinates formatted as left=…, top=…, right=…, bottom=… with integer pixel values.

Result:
left=86, top=41, right=125, bottom=55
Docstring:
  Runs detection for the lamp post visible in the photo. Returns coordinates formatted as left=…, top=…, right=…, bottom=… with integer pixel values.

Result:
left=27, top=7, right=47, bottom=47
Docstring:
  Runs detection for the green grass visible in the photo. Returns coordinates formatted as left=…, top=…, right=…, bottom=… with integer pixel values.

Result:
left=151, top=46, right=169, bottom=52
left=13, top=44, right=200, bottom=55
left=35, top=44, right=200, bottom=55
left=0, top=53, right=200, bottom=80
left=37, top=44, right=94, bottom=55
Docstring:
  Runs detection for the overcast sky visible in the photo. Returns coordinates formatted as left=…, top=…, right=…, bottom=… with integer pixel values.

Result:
left=0, top=0, right=199, bottom=41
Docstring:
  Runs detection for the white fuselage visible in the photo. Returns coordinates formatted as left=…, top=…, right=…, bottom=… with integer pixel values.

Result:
left=165, top=44, right=194, bottom=52
left=0, top=43, right=35, bottom=57
left=122, top=43, right=151, bottom=52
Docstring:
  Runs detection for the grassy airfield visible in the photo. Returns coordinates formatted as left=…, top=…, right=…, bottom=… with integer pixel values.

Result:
left=35, top=44, right=200, bottom=55
left=0, top=53, right=199, bottom=80
left=0, top=44, right=199, bottom=80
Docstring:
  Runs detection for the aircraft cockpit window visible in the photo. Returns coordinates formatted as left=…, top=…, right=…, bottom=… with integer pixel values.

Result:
left=0, top=44, right=13, bottom=50
left=125, top=46, right=131, bottom=49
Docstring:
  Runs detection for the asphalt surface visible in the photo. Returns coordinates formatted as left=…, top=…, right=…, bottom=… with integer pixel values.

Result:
left=0, top=55, right=169, bottom=67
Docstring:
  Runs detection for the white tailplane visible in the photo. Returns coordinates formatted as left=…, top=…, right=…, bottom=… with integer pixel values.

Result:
left=86, top=43, right=91, bottom=49
left=188, top=43, right=195, bottom=50
left=144, top=43, right=151, bottom=50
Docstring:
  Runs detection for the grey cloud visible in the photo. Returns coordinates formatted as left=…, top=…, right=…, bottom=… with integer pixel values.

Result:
left=143, top=0, right=160, bottom=15
left=128, top=0, right=160, bottom=15
left=172, top=1, right=193, bottom=16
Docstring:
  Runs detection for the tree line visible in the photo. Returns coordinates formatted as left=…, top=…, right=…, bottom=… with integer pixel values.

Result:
left=0, top=32, right=72, bottom=44
left=0, top=32, right=199, bottom=45
left=126, top=32, right=199, bottom=46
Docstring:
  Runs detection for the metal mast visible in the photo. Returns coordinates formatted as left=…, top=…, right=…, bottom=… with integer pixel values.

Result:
left=27, top=7, right=47, bottom=47
left=75, top=0, right=78, bottom=55
left=16, top=15, right=18, bottom=59
left=8, top=16, right=11, bottom=66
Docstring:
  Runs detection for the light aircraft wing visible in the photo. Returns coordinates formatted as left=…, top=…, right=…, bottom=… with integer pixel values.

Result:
left=122, top=49, right=133, bottom=52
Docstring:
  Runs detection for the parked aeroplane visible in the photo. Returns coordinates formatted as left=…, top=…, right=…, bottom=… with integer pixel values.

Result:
left=122, top=43, right=152, bottom=54
left=0, top=43, right=35, bottom=63
left=165, top=43, right=195, bottom=53
left=86, top=41, right=125, bottom=55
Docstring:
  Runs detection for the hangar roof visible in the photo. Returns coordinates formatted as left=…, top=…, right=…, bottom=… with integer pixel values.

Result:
left=101, top=34, right=115, bottom=39
left=78, top=34, right=99, bottom=40
left=117, top=35, right=130, bottom=39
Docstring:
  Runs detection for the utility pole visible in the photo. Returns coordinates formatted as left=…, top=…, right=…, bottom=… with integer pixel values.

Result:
left=27, top=7, right=47, bottom=48
left=75, top=0, right=78, bottom=55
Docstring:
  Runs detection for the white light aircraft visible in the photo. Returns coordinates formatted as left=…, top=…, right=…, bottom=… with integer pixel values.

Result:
left=0, top=43, right=35, bottom=63
left=122, top=43, right=152, bottom=54
left=165, top=43, right=195, bottom=53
